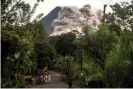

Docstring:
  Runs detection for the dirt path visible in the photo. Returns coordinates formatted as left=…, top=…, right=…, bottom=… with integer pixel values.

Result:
left=32, top=70, right=79, bottom=88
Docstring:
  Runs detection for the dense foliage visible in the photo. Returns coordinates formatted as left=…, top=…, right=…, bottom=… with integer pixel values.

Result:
left=1, top=0, right=133, bottom=88
left=52, top=0, right=133, bottom=88
left=1, top=0, right=53, bottom=87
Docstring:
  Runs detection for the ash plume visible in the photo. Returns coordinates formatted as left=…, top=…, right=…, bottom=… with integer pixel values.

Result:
left=41, top=4, right=102, bottom=36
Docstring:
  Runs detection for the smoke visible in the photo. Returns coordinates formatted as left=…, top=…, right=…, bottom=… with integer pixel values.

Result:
left=51, top=4, right=102, bottom=36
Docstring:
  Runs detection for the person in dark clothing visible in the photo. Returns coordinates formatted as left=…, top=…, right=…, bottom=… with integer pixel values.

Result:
left=68, top=79, right=73, bottom=88
left=81, top=81, right=88, bottom=88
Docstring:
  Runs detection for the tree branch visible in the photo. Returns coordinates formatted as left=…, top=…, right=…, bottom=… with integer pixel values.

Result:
left=5, top=0, right=22, bottom=21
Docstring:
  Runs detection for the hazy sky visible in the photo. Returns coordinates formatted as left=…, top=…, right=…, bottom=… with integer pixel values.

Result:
left=26, top=0, right=129, bottom=19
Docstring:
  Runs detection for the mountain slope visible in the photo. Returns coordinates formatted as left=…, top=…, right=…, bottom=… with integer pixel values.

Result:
left=41, top=6, right=61, bottom=34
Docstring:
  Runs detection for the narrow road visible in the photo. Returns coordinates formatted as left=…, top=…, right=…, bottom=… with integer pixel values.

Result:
left=33, top=70, right=78, bottom=88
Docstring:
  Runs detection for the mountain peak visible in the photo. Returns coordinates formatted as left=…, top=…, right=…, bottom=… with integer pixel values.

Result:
left=41, top=6, right=61, bottom=34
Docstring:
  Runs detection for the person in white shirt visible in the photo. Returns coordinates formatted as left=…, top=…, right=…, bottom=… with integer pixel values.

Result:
left=40, top=74, right=43, bottom=83
left=48, top=74, right=51, bottom=82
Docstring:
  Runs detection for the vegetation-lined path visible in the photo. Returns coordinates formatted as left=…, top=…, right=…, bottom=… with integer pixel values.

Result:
left=2, top=0, right=133, bottom=88
left=33, top=70, right=79, bottom=88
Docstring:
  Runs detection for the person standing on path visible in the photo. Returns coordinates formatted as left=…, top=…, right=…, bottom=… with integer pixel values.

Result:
left=81, top=81, right=88, bottom=88
left=44, top=71, right=48, bottom=83
left=48, top=74, right=51, bottom=82
left=40, top=74, right=44, bottom=83
left=68, top=79, right=73, bottom=88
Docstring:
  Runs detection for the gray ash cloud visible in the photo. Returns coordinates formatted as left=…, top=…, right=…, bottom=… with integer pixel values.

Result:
left=41, top=4, right=102, bottom=36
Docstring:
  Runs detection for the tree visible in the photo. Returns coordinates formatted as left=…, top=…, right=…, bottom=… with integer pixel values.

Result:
left=55, top=32, right=77, bottom=56
left=104, top=1, right=133, bottom=87
left=105, top=0, right=133, bottom=34
left=75, top=26, right=118, bottom=70
left=105, top=31, right=133, bottom=87
left=1, top=0, right=44, bottom=87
